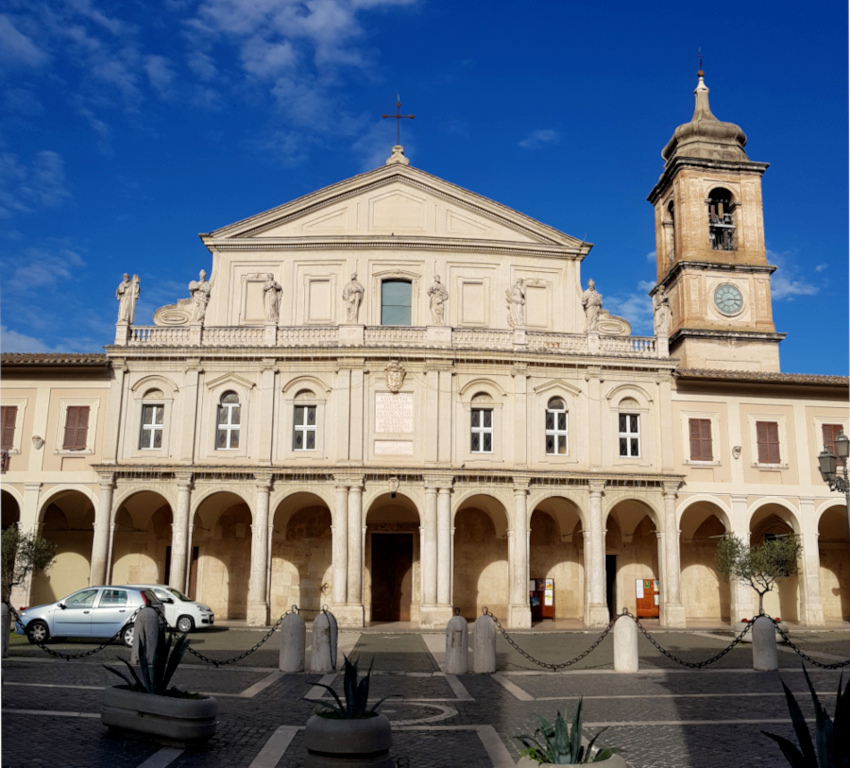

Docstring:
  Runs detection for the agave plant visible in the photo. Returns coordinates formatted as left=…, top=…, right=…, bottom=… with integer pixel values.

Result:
left=311, top=654, right=394, bottom=719
left=105, top=631, right=191, bottom=696
left=516, top=697, right=622, bottom=764
left=762, top=665, right=849, bottom=768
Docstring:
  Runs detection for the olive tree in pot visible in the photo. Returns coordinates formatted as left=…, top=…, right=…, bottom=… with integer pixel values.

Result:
left=101, top=627, right=217, bottom=748
left=515, top=697, right=626, bottom=767
left=304, top=654, right=395, bottom=767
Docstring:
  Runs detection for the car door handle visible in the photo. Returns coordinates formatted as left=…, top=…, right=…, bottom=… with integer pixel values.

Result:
left=83, top=610, right=90, bottom=614
left=118, top=609, right=126, bottom=613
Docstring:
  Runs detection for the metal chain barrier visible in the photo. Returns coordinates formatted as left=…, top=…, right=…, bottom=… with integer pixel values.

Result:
left=184, top=609, right=290, bottom=667
left=625, top=608, right=754, bottom=669
left=483, top=607, right=616, bottom=671
left=772, top=619, right=850, bottom=670
left=8, top=603, right=142, bottom=661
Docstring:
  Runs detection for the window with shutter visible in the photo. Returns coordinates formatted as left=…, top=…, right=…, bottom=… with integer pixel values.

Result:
left=1, top=406, right=18, bottom=450
left=822, top=424, right=845, bottom=468
left=756, top=421, right=780, bottom=464
left=689, top=418, right=713, bottom=461
left=63, top=406, right=90, bottom=451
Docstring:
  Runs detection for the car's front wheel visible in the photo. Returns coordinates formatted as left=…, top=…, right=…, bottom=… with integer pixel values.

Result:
left=176, top=615, right=194, bottom=633
left=26, top=620, right=49, bottom=645
left=120, top=624, right=134, bottom=648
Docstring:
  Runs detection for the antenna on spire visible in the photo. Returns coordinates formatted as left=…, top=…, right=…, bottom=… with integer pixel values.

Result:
left=382, top=95, right=415, bottom=146
left=696, top=47, right=704, bottom=75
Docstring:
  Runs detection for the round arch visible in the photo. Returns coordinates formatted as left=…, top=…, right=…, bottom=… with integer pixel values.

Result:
left=111, top=490, right=173, bottom=587
left=1, top=489, right=22, bottom=529
left=747, top=501, right=801, bottom=622
left=676, top=495, right=732, bottom=533
left=817, top=504, right=850, bottom=621
left=38, top=484, right=99, bottom=521
left=747, top=498, right=802, bottom=535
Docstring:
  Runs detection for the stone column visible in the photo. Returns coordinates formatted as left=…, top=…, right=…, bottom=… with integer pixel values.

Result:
left=421, top=486, right=438, bottom=616
left=730, top=494, right=754, bottom=620
left=247, top=476, right=271, bottom=626
left=661, top=484, right=686, bottom=627
left=18, top=483, right=43, bottom=606
left=90, top=475, right=114, bottom=586
left=798, top=497, right=824, bottom=626
left=508, top=482, right=531, bottom=628
left=346, top=481, right=364, bottom=625
left=585, top=481, right=609, bottom=626
left=332, top=484, right=349, bottom=609
left=168, top=473, right=192, bottom=592
left=437, top=486, right=452, bottom=608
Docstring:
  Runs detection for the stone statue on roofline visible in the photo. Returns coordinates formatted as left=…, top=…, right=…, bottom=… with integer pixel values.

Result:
left=263, top=273, right=282, bottom=324
left=188, top=269, right=211, bottom=324
left=653, top=285, right=672, bottom=338
left=428, top=275, right=449, bottom=325
left=581, top=278, right=603, bottom=333
left=506, top=278, right=526, bottom=327
left=116, top=273, right=140, bottom=325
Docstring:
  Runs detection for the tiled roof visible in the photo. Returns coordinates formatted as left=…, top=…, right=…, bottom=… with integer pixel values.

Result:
left=1, top=352, right=108, bottom=366
left=677, top=368, right=848, bottom=386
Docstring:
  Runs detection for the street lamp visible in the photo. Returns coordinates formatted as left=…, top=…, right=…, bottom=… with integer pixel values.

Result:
left=817, top=431, right=850, bottom=540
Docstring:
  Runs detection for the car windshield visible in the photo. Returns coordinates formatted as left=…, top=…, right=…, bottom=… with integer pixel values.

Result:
left=166, top=588, right=191, bottom=601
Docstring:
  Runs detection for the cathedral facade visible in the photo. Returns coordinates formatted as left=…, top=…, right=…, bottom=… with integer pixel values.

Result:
left=2, top=75, right=848, bottom=629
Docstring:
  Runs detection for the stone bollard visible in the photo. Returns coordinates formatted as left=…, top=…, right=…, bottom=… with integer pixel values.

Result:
left=310, top=610, right=337, bottom=674
left=324, top=606, right=338, bottom=670
left=752, top=615, right=778, bottom=671
left=2, top=602, right=10, bottom=659
left=279, top=607, right=306, bottom=673
left=614, top=614, right=639, bottom=673
left=473, top=613, right=496, bottom=674
left=446, top=610, right=469, bottom=675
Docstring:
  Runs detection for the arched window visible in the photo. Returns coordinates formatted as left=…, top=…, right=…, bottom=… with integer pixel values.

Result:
left=664, top=199, right=676, bottom=264
left=618, top=397, right=640, bottom=458
left=139, top=389, right=164, bottom=450
left=293, top=389, right=317, bottom=451
left=216, top=391, right=241, bottom=450
left=545, top=397, right=568, bottom=455
left=381, top=280, right=412, bottom=326
left=707, top=188, right=736, bottom=251
left=470, top=392, right=493, bottom=453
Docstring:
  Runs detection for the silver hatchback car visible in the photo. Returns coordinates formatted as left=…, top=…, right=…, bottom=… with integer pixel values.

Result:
left=15, top=585, right=163, bottom=647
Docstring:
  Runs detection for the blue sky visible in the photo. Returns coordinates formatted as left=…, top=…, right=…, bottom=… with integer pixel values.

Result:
left=1, top=0, right=847, bottom=375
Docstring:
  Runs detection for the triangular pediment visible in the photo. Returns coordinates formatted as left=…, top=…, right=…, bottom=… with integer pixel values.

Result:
left=203, top=163, right=588, bottom=251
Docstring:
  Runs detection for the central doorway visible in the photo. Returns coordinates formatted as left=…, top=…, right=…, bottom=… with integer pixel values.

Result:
left=370, top=533, right=413, bottom=622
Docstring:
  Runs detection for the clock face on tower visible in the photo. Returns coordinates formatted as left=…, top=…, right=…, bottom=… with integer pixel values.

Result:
left=713, top=283, right=744, bottom=315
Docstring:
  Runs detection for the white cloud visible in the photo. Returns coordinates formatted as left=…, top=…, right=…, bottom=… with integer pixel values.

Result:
left=145, top=55, right=175, bottom=97
left=518, top=129, right=560, bottom=150
left=604, top=279, right=656, bottom=336
left=0, top=15, right=49, bottom=68
left=1, top=245, right=85, bottom=294
left=0, top=325, right=54, bottom=353
left=646, top=250, right=656, bottom=263
left=0, top=150, right=70, bottom=219
left=766, top=248, right=820, bottom=301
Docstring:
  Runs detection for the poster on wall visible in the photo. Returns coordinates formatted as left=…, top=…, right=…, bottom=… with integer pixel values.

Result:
left=635, top=579, right=644, bottom=599
left=544, top=588, right=554, bottom=606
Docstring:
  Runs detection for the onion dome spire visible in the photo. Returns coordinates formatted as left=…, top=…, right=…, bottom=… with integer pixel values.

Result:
left=661, top=70, right=749, bottom=164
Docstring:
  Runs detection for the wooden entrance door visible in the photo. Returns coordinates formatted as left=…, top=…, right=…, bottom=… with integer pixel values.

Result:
left=370, top=533, right=413, bottom=622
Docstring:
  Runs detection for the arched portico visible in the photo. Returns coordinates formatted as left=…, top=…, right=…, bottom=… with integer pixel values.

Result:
left=678, top=499, right=731, bottom=623
left=818, top=503, right=850, bottom=622
left=1, top=489, right=21, bottom=530
left=190, top=491, right=252, bottom=621
left=110, top=491, right=172, bottom=587
left=270, top=492, right=332, bottom=621
left=32, top=490, right=94, bottom=604
left=606, top=499, right=660, bottom=619
left=365, top=493, right=419, bottom=624
left=453, top=493, right=509, bottom=621
left=749, top=503, right=800, bottom=622
left=529, top=496, right=584, bottom=621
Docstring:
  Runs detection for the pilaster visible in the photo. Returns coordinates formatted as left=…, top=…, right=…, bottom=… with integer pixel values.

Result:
left=798, top=497, right=824, bottom=626
left=90, top=475, right=113, bottom=586
left=168, top=472, right=193, bottom=592
left=661, top=482, right=686, bottom=627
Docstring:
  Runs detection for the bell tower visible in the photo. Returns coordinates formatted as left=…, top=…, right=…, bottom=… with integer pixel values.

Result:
left=647, top=70, right=784, bottom=371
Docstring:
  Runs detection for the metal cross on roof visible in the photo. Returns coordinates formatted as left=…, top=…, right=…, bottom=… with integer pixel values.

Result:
left=382, top=95, right=414, bottom=145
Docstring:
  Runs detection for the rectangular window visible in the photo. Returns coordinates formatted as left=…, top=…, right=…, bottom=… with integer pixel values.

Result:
left=471, top=408, right=493, bottom=453
left=293, top=405, right=317, bottom=451
left=381, top=280, right=412, bottom=326
left=139, top=404, right=164, bottom=450
left=756, top=421, right=780, bottom=464
left=618, top=413, right=640, bottom=457
left=689, top=418, right=713, bottom=461
left=545, top=409, right=568, bottom=455
left=822, top=424, right=845, bottom=468
left=63, top=406, right=90, bottom=451
left=1, top=406, right=17, bottom=450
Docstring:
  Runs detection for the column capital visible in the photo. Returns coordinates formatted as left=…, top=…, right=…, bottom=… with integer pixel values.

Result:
left=175, top=470, right=193, bottom=487
left=335, top=473, right=364, bottom=487
left=730, top=494, right=748, bottom=505
left=24, top=481, right=43, bottom=493
left=254, top=472, right=273, bottom=490
left=424, top=473, right=454, bottom=488
left=97, top=473, right=115, bottom=488
left=512, top=475, right=531, bottom=492
left=588, top=479, right=605, bottom=496
left=662, top=480, right=680, bottom=498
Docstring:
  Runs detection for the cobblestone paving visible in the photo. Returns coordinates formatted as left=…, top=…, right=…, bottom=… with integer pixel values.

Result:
left=3, top=625, right=849, bottom=767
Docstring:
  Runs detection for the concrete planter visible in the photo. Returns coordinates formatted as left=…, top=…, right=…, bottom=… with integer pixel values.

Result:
left=304, top=712, right=393, bottom=767
left=734, top=620, right=789, bottom=643
left=517, top=755, right=628, bottom=767
left=101, top=686, right=218, bottom=748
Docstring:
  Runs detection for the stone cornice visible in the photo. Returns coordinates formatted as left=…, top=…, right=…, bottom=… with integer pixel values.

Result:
left=655, top=260, right=777, bottom=292
left=647, top=156, right=770, bottom=204
left=669, top=328, right=787, bottom=344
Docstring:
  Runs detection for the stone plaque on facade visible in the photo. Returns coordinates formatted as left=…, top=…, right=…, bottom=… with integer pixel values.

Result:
left=375, top=392, right=413, bottom=433
left=374, top=440, right=413, bottom=455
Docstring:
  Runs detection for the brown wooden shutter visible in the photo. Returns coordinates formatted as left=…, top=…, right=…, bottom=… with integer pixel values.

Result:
left=823, top=424, right=845, bottom=467
left=0, top=406, right=17, bottom=450
left=757, top=421, right=780, bottom=464
left=689, top=418, right=712, bottom=461
left=63, top=406, right=90, bottom=451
